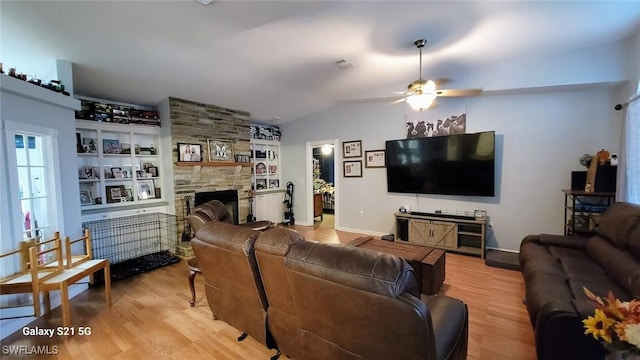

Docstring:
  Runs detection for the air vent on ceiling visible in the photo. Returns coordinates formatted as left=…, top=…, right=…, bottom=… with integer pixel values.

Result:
left=335, top=58, right=355, bottom=69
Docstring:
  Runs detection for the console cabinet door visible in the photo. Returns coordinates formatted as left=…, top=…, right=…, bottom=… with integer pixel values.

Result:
left=431, top=221, right=457, bottom=249
left=408, top=219, right=433, bottom=246
left=408, top=219, right=457, bottom=249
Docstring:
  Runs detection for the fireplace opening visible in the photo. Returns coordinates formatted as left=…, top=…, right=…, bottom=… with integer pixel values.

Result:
left=194, top=190, right=239, bottom=224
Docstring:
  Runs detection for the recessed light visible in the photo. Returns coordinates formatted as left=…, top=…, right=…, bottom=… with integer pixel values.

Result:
left=336, top=58, right=355, bottom=69
left=197, top=0, right=214, bottom=5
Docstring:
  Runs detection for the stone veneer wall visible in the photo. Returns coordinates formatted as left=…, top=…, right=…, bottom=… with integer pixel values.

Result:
left=170, top=97, right=252, bottom=241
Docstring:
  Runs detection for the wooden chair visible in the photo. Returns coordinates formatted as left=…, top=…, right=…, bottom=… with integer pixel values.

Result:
left=64, top=229, right=93, bottom=268
left=36, top=230, right=111, bottom=328
left=0, top=238, right=65, bottom=318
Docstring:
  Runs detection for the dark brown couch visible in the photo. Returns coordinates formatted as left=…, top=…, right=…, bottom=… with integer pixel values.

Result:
left=519, top=202, right=640, bottom=360
left=193, top=222, right=469, bottom=359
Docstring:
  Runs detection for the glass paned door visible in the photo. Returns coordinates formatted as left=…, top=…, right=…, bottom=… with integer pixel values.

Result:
left=15, top=134, right=50, bottom=241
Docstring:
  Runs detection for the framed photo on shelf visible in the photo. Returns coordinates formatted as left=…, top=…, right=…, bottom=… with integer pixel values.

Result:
left=111, top=167, right=124, bottom=179
left=474, top=210, right=487, bottom=218
left=343, top=160, right=363, bottom=177
left=82, top=137, right=97, bottom=153
left=106, top=185, right=125, bottom=203
left=147, top=166, right=158, bottom=177
left=79, top=190, right=92, bottom=205
left=137, top=180, right=155, bottom=199
left=124, top=188, right=134, bottom=202
left=208, top=139, right=234, bottom=162
left=79, top=166, right=96, bottom=179
left=103, top=139, right=120, bottom=154
left=256, top=179, right=267, bottom=190
left=364, top=150, right=385, bottom=168
left=343, top=140, right=362, bottom=158
left=177, top=143, right=202, bottom=162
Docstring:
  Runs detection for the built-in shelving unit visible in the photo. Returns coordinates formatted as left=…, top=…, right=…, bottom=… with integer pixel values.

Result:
left=76, top=119, right=166, bottom=214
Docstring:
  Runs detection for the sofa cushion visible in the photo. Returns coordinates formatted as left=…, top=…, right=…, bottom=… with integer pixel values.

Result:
left=586, top=235, right=640, bottom=296
left=628, top=224, right=640, bottom=260
left=286, top=241, right=420, bottom=298
left=255, top=227, right=305, bottom=257
left=596, top=202, right=640, bottom=249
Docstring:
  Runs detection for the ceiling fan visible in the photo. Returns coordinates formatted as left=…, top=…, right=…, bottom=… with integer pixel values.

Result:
left=395, top=39, right=482, bottom=111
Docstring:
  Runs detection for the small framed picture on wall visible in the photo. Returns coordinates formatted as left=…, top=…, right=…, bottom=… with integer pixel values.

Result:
left=342, top=140, right=362, bottom=158
left=364, top=150, right=385, bottom=168
left=343, top=160, right=363, bottom=177
left=178, top=143, right=202, bottom=162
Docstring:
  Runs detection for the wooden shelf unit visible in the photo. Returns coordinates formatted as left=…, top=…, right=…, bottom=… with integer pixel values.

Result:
left=394, top=212, right=487, bottom=258
left=562, top=189, right=615, bottom=236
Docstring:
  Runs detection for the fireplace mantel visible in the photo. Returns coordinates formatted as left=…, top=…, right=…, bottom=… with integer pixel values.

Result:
left=176, top=161, right=252, bottom=167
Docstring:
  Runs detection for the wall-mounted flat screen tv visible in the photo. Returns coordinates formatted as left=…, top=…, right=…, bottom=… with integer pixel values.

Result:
left=385, top=131, right=495, bottom=196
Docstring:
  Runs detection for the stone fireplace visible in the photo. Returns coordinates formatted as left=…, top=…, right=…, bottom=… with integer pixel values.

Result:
left=169, top=97, right=252, bottom=257
left=194, top=190, right=239, bottom=224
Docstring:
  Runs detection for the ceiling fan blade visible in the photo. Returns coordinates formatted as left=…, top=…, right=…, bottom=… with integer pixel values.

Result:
left=436, top=89, right=482, bottom=97
left=433, top=78, right=453, bottom=88
left=336, top=95, right=407, bottom=104
left=391, top=96, right=409, bottom=105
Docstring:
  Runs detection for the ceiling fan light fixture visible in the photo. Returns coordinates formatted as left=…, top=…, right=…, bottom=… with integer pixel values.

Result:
left=406, top=93, right=436, bottom=111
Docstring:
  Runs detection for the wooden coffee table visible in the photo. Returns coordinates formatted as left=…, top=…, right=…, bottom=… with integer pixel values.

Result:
left=347, top=237, right=445, bottom=295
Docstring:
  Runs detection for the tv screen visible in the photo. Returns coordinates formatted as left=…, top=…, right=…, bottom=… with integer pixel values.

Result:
left=385, top=131, right=495, bottom=196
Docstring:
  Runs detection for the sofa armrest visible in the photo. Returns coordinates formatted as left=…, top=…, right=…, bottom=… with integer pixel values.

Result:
left=522, top=234, right=590, bottom=250
left=534, top=301, right=605, bottom=360
left=423, top=295, right=468, bottom=360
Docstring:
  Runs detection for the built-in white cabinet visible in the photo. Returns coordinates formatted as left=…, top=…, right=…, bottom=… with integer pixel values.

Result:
left=76, top=120, right=166, bottom=214
left=250, top=139, right=281, bottom=192
left=81, top=205, right=169, bottom=222
left=255, top=192, right=285, bottom=224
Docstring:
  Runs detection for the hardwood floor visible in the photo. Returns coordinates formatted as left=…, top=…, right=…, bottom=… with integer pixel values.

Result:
left=0, top=225, right=536, bottom=359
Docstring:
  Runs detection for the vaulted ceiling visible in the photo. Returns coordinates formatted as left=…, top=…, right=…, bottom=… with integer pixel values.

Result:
left=2, top=1, right=639, bottom=123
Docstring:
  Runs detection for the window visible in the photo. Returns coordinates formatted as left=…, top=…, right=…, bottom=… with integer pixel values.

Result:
left=15, top=134, right=52, bottom=240
left=625, top=88, right=639, bottom=204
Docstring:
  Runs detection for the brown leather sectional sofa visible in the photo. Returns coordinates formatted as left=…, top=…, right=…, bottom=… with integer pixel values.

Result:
left=191, top=221, right=469, bottom=359
left=519, top=202, right=640, bottom=360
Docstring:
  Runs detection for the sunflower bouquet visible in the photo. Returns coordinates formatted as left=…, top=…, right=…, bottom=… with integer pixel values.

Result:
left=582, top=287, right=640, bottom=359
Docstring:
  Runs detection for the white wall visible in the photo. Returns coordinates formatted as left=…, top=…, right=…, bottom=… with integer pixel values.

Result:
left=281, top=87, right=622, bottom=251
left=1, top=77, right=82, bottom=238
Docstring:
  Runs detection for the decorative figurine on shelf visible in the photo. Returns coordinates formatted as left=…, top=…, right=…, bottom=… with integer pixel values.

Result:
left=597, top=149, right=610, bottom=165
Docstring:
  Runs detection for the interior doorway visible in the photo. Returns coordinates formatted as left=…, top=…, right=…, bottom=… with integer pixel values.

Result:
left=306, top=140, right=338, bottom=228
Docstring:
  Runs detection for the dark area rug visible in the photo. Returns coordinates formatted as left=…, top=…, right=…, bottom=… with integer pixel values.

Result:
left=485, top=249, right=521, bottom=271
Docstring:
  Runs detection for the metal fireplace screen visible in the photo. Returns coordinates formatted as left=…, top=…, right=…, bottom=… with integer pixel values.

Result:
left=82, top=212, right=178, bottom=281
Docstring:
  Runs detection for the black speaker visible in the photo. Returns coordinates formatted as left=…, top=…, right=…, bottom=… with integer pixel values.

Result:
left=396, top=218, right=409, bottom=241
left=571, top=171, right=587, bottom=191
left=595, top=165, right=617, bottom=193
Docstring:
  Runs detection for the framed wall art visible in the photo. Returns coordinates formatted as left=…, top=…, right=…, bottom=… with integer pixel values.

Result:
left=137, top=179, right=156, bottom=199
left=178, top=143, right=202, bottom=162
left=365, top=150, right=385, bottom=168
left=208, top=139, right=234, bottom=162
left=343, top=160, right=363, bottom=177
left=342, top=140, right=362, bottom=158
left=106, top=185, right=125, bottom=203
